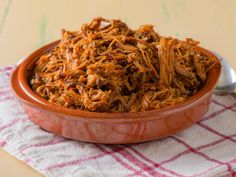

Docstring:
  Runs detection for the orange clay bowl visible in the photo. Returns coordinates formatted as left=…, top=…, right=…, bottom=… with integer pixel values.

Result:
left=11, top=40, right=221, bottom=144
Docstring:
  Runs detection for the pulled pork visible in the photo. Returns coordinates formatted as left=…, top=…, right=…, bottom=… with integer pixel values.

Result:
left=30, top=17, right=217, bottom=112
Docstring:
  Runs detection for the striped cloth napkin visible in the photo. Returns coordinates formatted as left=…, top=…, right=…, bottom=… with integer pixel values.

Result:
left=0, top=65, right=236, bottom=177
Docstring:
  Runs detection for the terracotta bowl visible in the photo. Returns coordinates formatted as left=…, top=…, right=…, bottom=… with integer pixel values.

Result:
left=11, top=41, right=221, bottom=144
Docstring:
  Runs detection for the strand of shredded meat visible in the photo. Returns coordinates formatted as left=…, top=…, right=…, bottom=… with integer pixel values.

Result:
left=30, top=17, right=217, bottom=112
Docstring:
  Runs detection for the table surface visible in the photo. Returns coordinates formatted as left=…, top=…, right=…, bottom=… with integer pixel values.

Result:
left=0, top=0, right=236, bottom=176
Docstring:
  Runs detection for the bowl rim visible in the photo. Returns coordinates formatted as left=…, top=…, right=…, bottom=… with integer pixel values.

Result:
left=11, top=40, right=221, bottom=120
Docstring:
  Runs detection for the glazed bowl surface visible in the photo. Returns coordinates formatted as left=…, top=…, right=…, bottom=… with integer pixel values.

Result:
left=11, top=41, right=221, bottom=144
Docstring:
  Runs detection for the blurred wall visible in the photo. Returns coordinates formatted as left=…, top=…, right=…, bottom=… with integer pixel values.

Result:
left=0, top=0, right=236, bottom=68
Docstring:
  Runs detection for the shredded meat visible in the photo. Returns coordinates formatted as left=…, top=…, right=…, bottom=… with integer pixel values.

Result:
left=30, top=17, right=217, bottom=112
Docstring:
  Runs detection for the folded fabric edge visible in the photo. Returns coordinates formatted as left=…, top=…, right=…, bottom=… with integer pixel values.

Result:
left=1, top=140, right=54, bottom=177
